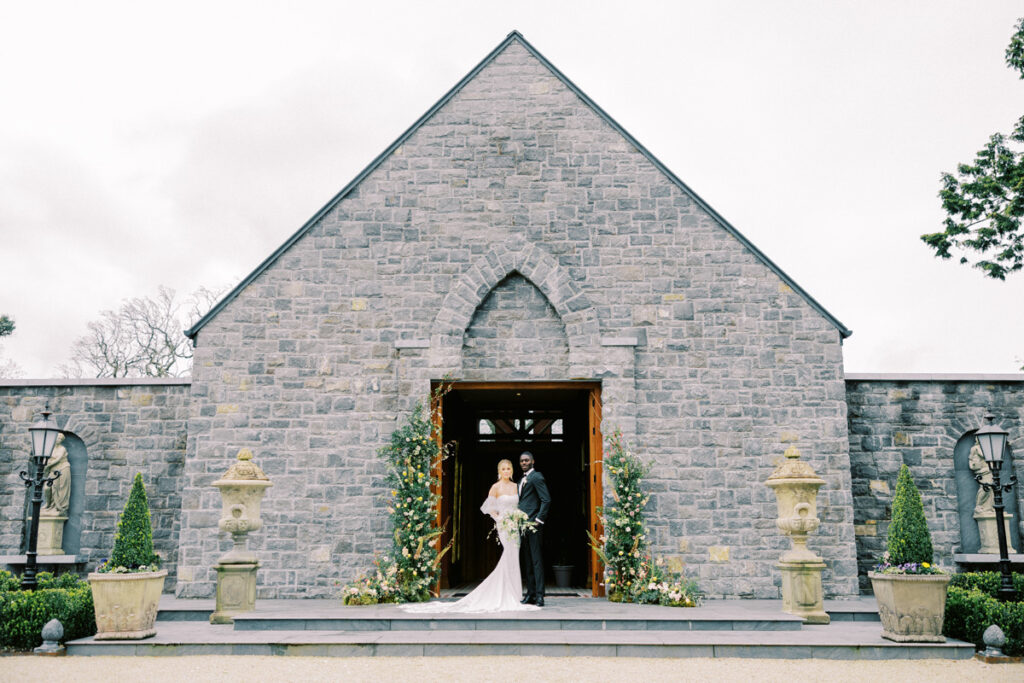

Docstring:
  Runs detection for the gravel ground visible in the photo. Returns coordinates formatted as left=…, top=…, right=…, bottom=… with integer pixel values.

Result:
left=2, top=656, right=1023, bottom=682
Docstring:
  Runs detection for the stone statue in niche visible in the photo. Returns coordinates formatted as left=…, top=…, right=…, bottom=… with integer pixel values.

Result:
left=969, top=438, right=994, bottom=515
left=969, top=437, right=1016, bottom=554
left=36, top=434, right=70, bottom=555
left=41, top=435, right=71, bottom=516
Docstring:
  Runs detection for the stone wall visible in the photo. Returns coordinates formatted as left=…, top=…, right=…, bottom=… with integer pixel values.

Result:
left=846, top=374, right=1024, bottom=592
left=0, top=380, right=190, bottom=588
left=179, top=38, right=858, bottom=599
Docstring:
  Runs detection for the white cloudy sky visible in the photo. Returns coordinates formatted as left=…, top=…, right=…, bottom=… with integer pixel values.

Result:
left=1, top=1, right=1022, bottom=377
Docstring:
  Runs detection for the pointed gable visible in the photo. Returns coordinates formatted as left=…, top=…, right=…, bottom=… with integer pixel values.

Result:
left=186, top=31, right=849, bottom=341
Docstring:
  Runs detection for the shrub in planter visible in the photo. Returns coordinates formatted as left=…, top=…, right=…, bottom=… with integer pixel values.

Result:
left=89, top=473, right=166, bottom=639
left=0, top=570, right=96, bottom=651
left=869, top=464, right=950, bottom=642
left=101, top=472, right=161, bottom=573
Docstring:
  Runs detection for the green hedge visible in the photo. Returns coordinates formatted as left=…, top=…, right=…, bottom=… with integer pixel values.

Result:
left=949, top=571, right=1024, bottom=596
left=944, top=571, right=1024, bottom=656
left=0, top=570, right=96, bottom=651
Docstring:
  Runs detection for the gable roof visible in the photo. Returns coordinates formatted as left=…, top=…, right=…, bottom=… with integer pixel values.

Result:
left=186, top=30, right=851, bottom=341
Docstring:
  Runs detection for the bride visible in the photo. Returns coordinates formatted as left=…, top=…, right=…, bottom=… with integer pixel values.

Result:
left=401, top=459, right=540, bottom=613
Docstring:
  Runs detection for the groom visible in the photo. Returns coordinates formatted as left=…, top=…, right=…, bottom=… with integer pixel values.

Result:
left=518, top=450, right=551, bottom=607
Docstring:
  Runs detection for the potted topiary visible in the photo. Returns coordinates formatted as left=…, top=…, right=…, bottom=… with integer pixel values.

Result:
left=868, top=464, right=951, bottom=642
left=88, top=473, right=166, bottom=639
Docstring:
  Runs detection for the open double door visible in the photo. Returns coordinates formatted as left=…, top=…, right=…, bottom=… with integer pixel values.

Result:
left=431, top=381, right=604, bottom=597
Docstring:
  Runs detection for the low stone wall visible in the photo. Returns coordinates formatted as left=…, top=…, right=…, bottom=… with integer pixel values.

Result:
left=0, top=379, right=191, bottom=589
left=845, top=373, right=1024, bottom=592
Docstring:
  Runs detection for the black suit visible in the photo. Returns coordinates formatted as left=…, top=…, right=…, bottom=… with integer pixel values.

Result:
left=518, top=469, right=551, bottom=599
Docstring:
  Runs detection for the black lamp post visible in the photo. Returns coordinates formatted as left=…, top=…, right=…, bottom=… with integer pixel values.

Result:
left=18, top=404, right=62, bottom=591
left=974, top=413, right=1017, bottom=603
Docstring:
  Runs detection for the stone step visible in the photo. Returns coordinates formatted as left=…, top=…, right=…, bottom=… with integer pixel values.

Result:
left=65, top=620, right=975, bottom=660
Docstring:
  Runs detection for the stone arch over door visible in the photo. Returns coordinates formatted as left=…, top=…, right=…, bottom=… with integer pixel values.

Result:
left=462, top=272, right=570, bottom=380
left=429, top=241, right=601, bottom=374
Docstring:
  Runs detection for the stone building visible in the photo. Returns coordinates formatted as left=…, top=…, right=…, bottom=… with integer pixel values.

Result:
left=2, top=32, right=1022, bottom=600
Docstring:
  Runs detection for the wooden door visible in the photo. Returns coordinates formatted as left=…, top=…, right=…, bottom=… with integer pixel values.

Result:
left=588, top=386, right=605, bottom=597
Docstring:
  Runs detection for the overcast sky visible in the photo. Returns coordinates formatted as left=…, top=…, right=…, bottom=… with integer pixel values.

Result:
left=2, top=1, right=1023, bottom=378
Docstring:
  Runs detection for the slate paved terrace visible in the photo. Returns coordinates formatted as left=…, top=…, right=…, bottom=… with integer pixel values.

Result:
left=66, top=596, right=977, bottom=659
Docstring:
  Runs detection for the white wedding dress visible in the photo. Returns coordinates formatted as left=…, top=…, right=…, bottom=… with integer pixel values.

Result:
left=401, top=494, right=540, bottom=613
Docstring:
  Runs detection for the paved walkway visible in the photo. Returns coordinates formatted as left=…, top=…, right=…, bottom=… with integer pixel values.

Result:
left=4, top=654, right=1023, bottom=682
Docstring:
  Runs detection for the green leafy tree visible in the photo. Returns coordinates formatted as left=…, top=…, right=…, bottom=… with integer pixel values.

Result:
left=104, top=473, right=160, bottom=572
left=886, top=464, right=934, bottom=566
left=922, top=18, right=1024, bottom=281
left=0, top=315, right=13, bottom=337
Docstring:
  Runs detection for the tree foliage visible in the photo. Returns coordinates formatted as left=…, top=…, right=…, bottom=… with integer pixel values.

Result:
left=886, top=464, right=934, bottom=566
left=922, top=18, right=1024, bottom=280
left=0, top=314, right=23, bottom=379
left=61, top=285, right=221, bottom=378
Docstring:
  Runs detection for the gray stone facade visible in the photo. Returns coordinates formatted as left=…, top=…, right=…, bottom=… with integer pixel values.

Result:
left=846, top=374, right=1024, bottom=592
left=0, top=380, right=190, bottom=583
left=177, top=37, right=858, bottom=600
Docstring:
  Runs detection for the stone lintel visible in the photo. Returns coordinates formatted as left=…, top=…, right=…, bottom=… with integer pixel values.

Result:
left=601, top=337, right=639, bottom=347
left=395, top=339, right=430, bottom=349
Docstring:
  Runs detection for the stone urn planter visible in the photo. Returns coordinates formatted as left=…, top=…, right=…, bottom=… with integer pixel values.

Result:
left=88, top=569, right=167, bottom=639
left=868, top=571, right=951, bottom=642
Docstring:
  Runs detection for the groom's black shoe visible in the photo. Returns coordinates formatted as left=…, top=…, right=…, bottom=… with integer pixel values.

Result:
left=521, top=596, right=536, bottom=605
left=535, top=597, right=544, bottom=607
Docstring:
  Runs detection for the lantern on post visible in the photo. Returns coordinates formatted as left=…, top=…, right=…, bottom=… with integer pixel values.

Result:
left=974, top=413, right=1017, bottom=602
left=19, top=405, right=62, bottom=590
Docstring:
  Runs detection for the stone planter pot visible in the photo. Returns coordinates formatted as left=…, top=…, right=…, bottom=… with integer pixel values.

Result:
left=89, top=569, right=167, bottom=640
left=552, top=564, right=574, bottom=588
left=868, top=571, right=951, bottom=642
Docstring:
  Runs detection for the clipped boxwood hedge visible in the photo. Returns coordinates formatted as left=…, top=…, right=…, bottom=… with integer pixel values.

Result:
left=0, top=570, right=96, bottom=651
left=944, top=571, right=1024, bottom=656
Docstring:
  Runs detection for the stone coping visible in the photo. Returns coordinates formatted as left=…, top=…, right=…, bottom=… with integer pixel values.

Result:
left=0, top=378, right=191, bottom=387
left=845, top=372, right=1024, bottom=382
left=0, top=554, right=84, bottom=564
left=953, top=553, right=1024, bottom=563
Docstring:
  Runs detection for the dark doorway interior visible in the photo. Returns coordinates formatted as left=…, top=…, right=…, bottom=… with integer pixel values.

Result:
left=439, top=384, right=593, bottom=590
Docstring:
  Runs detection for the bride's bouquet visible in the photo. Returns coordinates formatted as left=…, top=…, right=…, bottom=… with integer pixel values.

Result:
left=498, top=509, right=537, bottom=542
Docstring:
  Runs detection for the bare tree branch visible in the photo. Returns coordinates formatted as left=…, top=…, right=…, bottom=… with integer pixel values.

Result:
left=61, top=285, right=227, bottom=378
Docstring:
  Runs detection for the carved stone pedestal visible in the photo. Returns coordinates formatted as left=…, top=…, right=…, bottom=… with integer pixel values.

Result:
left=778, top=559, right=830, bottom=624
left=211, top=562, right=259, bottom=625
left=765, top=445, right=830, bottom=625
left=976, top=512, right=1016, bottom=554
left=36, top=516, right=67, bottom=556
left=210, top=448, right=271, bottom=625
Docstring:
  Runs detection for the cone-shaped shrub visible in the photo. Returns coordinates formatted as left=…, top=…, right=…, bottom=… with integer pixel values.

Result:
left=107, top=473, right=160, bottom=571
left=886, top=464, right=933, bottom=565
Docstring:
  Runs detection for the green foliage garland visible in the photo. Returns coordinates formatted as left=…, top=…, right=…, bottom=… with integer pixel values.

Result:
left=100, top=473, right=160, bottom=573
left=885, top=464, right=933, bottom=566
left=0, top=571, right=96, bottom=651
left=342, top=398, right=450, bottom=604
left=590, top=429, right=699, bottom=607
